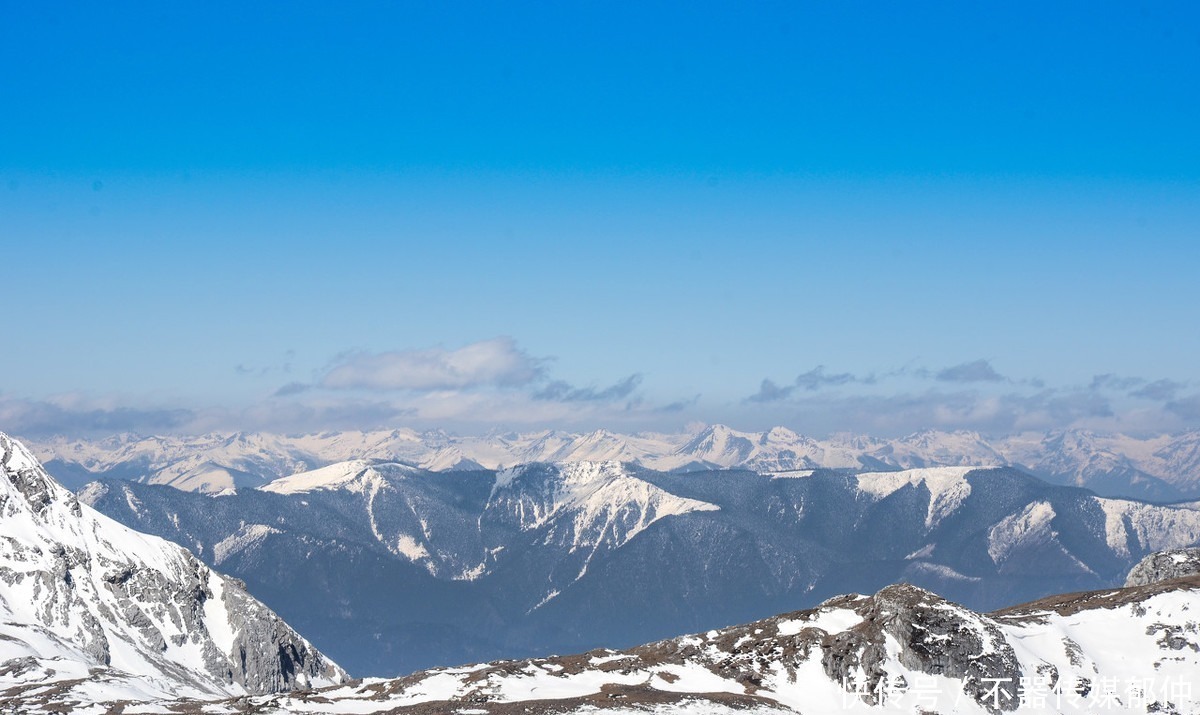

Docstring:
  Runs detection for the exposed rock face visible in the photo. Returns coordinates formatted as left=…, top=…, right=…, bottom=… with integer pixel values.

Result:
left=0, top=432, right=347, bottom=707
left=821, top=584, right=1022, bottom=712
left=1125, top=547, right=1200, bottom=586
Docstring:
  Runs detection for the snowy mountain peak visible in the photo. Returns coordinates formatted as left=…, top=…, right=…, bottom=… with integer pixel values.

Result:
left=677, top=423, right=756, bottom=462
left=0, top=432, right=347, bottom=704
left=762, top=425, right=804, bottom=444
left=1, top=432, right=73, bottom=516
left=260, top=458, right=416, bottom=495
left=489, top=461, right=719, bottom=546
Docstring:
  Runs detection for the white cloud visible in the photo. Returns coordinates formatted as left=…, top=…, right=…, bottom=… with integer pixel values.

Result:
left=319, top=337, right=545, bottom=391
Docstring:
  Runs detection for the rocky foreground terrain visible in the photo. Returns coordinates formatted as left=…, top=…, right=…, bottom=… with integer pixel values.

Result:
left=236, top=565, right=1200, bottom=715
left=12, top=551, right=1200, bottom=714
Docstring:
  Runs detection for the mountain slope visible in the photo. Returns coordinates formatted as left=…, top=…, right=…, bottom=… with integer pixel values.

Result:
left=0, top=432, right=347, bottom=708
left=83, top=461, right=1200, bottom=676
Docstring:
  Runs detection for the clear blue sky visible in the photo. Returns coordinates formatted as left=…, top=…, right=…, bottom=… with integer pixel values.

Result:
left=2, top=1, right=1199, bottom=437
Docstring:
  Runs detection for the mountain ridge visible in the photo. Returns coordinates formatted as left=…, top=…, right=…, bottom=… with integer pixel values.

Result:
left=83, top=459, right=1200, bottom=676
left=29, top=425, right=1200, bottom=500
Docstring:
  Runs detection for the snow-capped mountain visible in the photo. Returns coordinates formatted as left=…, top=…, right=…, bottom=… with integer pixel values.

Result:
left=29, top=425, right=1200, bottom=499
left=84, top=460, right=1200, bottom=676
left=54, top=550, right=1200, bottom=714
left=0, top=432, right=347, bottom=709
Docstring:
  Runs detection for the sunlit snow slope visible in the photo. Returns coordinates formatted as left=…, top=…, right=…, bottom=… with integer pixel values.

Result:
left=0, top=432, right=347, bottom=711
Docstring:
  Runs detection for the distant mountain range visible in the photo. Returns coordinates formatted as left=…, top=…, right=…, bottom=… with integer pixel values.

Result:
left=5, top=431, right=1200, bottom=714
left=27, top=424, right=1200, bottom=500
left=84, top=458, right=1200, bottom=676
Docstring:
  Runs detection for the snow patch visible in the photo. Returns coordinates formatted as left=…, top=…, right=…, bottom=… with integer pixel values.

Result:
left=855, top=466, right=983, bottom=527
left=261, top=460, right=402, bottom=494
left=987, top=501, right=1056, bottom=564
left=394, top=534, right=430, bottom=562
left=213, top=523, right=282, bottom=565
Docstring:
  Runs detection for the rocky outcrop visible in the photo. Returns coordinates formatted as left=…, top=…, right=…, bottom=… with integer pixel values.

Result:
left=821, top=584, right=1022, bottom=712
left=1125, top=547, right=1200, bottom=586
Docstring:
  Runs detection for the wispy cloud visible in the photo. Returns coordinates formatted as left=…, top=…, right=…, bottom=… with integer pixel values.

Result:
left=235, top=349, right=296, bottom=377
left=734, top=387, right=1125, bottom=437
left=729, top=359, right=1199, bottom=436
left=936, top=359, right=1005, bottom=383
left=747, top=366, right=872, bottom=402
left=658, top=395, right=700, bottom=413
left=272, top=382, right=311, bottom=397
left=1166, top=394, right=1200, bottom=421
left=5, top=349, right=1197, bottom=439
left=319, top=337, right=545, bottom=391
left=1090, top=373, right=1145, bottom=391
left=1130, top=379, right=1185, bottom=402
left=0, top=395, right=195, bottom=437
left=747, top=378, right=795, bottom=403
left=795, top=365, right=864, bottom=390
left=534, top=374, right=643, bottom=402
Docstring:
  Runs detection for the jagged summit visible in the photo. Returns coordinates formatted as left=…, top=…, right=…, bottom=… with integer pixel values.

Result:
left=0, top=432, right=347, bottom=708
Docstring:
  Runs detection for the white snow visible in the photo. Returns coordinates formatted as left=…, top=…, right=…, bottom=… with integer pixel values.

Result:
left=856, top=466, right=984, bottom=527
left=0, top=432, right=346, bottom=710
left=768, top=469, right=815, bottom=479
left=491, top=461, right=719, bottom=553
left=260, top=459, right=383, bottom=494
left=776, top=606, right=863, bottom=636
left=394, top=533, right=430, bottom=562
left=588, top=653, right=633, bottom=665
left=1097, top=497, right=1200, bottom=558
left=202, top=571, right=236, bottom=655
left=988, top=500, right=1057, bottom=564
left=212, top=523, right=281, bottom=564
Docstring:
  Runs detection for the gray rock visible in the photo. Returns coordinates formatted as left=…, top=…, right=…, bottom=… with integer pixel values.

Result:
left=821, top=584, right=1023, bottom=713
left=1125, top=548, right=1200, bottom=587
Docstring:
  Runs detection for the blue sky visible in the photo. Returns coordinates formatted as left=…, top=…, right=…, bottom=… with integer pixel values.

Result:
left=2, top=2, right=1199, bottom=437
